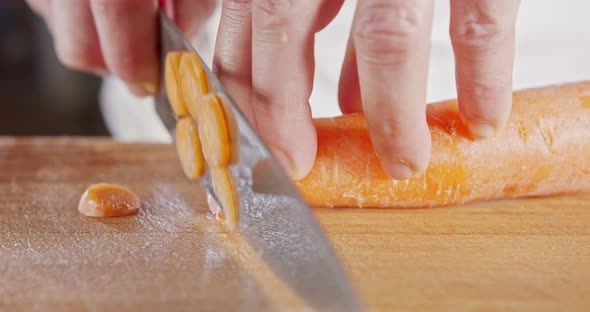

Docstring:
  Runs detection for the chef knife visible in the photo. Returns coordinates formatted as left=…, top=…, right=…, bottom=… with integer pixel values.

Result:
left=153, top=8, right=363, bottom=312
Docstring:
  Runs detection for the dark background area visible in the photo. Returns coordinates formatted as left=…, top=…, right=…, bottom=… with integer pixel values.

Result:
left=0, top=0, right=108, bottom=136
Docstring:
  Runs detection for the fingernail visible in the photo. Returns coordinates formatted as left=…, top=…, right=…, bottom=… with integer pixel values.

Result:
left=385, top=159, right=416, bottom=180
left=269, top=144, right=299, bottom=180
left=467, top=120, right=496, bottom=139
left=132, top=64, right=160, bottom=96
left=127, top=81, right=158, bottom=97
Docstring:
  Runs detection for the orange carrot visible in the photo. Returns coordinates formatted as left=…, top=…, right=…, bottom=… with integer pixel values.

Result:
left=198, top=94, right=233, bottom=168
left=210, top=167, right=240, bottom=231
left=164, top=52, right=189, bottom=117
left=295, top=81, right=590, bottom=208
left=215, top=93, right=240, bottom=164
left=175, top=116, right=206, bottom=180
left=179, top=52, right=209, bottom=120
left=78, top=183, right=141, bottom=217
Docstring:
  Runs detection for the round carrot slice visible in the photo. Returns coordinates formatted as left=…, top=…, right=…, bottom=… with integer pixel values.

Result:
left=198, top=94, right=232, bottom=167
left=215, top=93, right=240, bottom=164
left=179, top=52, right=209, bottom=120
left=78, top=183, right=141, bottom=217
left=164, top=52, right=188, bottom=117
left=210, top=167, right=239, bottom=231
left=175, top=116, right=206, bottom=179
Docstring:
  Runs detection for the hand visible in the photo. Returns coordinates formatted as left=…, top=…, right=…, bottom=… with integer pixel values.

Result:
left=26, top=0, right=216, bottom=96
left=213, top=0, right=520, bottom=180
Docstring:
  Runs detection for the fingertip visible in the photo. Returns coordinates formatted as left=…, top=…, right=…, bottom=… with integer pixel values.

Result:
left=378, top=152, right=430, bottom=180
left=127, top=83, right=151, bottom=97
left=141, top=64, right=160, bottom=94
left=465, top=119, right=496, bottom=140
left=458, top=85, right=513, bottom=140
left=370, top=119, right=431, bottom=180
left=292, top=143, right=317, bottom=181
left=269, top=142, right=316, bottom=182
left=381, top=158, right=416, bottom=180
left=113, top=50, right=160, bottom=96
left=126, top=71, right=159, bottom=97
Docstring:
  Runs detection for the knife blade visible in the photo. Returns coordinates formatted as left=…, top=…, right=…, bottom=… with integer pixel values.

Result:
left=153, top=9, right=363, bottom=312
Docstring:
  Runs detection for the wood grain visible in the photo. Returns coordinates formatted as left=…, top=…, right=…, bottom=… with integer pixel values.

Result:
left=1, top=137, right=589, bottom=312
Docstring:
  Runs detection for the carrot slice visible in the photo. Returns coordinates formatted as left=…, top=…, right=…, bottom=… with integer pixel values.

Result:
left=175, top=116, right=205, bottom=179
left=295, top=81, right=590, bottom=208
left=198, top=94, right=232, bottom=167
left=179, top=52, right=209, bottom=120
left=206, top=191, right=225, bottom=222
left=215, top=93, right=240, bottom=164
left=164, top=52, right=188, bottom=117
left=78, top=183, right=141, bottom=217
left=210, top=167, right=239, bottom=231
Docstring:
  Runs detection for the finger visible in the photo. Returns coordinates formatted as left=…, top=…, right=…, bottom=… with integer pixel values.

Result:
left=338, top=31, right=362, bottom=114
left=50, top=0, right=107, bottom=74
left=213, top=0, right=254, bottom=123
left=91, top=0, right=159, bottom=96
left=313, top=0, right=345, bottom=32
left=353, top=0, right=434, bottom=179
left=450, top=0, right=520, bottom=139
left=251, top=0, right=334, bottom=180
left=173, top=0, right=217, bottom=37
left=26, top=0, right=51, bottom=21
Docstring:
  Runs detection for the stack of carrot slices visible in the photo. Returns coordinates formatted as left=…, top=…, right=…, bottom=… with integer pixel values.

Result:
left=164, top=51, right=240, bottom=231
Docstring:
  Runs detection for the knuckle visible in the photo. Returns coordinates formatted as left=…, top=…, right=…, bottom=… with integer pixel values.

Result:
left=222, top=0, right=252, bottom=26
left=353, top=1, right=423, bottom=65
left=224, top=0, right=252, bottom=11
left=451, top=17, right=512, bottom=53
left=253, top=0, right=297, bottom=29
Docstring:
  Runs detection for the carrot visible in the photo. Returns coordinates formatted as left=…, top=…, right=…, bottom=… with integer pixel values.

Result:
left=179, top=52, right=209, bottom=121
left=198, top=93, right=234, bottom=168
left=164, top=52, right=189, bottom=117
left=78, top=183, right=141, bottom=217
left=210, top=167, right=240, bottom=231
left=175, top=116, right=206, bottom=180
left=215, top=93, right=240, bottom=164
left=295, top=81, right=590, bottom=208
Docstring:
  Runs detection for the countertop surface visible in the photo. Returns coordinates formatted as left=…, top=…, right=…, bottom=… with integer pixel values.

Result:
left=1, top=137, right=589, bottom=311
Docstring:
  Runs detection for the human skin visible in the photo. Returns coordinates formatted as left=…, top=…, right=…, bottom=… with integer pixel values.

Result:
left=27, top=0, right=521, bottom=181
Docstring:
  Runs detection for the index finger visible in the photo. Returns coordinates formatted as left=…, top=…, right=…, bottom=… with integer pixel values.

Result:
left=91, top=0, right=159, bottom=96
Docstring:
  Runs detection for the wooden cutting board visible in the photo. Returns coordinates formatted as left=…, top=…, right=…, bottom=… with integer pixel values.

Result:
left=1, top=137, right=589, bottom=312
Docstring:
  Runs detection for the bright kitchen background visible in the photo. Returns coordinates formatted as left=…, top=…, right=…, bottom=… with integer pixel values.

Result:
left=1, top=0, right=589, bottom=138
